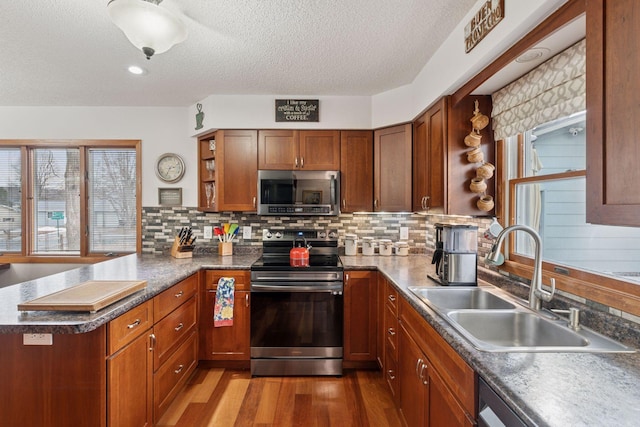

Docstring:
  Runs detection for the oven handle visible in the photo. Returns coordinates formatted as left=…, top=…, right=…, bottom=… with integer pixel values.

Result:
left=251, top=283, right=343, bottom=293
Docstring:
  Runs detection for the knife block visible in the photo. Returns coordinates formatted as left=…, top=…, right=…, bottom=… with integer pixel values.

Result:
left=171, top=236, right=193, bottom=259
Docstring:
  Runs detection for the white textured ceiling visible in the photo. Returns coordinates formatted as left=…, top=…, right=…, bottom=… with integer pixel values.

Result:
left=0, top=0, right=477, bottom=107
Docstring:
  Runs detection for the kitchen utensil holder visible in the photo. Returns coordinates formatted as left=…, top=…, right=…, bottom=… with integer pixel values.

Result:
left=219, top=241, right=233, bottom=256
left=170, top=236, right=193, bottom=259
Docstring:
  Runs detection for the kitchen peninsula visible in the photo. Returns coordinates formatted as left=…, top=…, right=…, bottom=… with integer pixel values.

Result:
left=1, top=253, right=639, bottom=426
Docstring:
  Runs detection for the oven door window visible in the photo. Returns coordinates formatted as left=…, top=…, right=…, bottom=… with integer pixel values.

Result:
left=251, top=291, right=343, bottom=348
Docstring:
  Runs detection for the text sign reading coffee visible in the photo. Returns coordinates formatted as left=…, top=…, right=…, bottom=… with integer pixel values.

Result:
left=464, top=0, right=504, bottom=53
left=275, top=99, right=319, bottom=122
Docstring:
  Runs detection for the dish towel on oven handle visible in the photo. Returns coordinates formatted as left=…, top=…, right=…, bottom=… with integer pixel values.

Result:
left=213, top=277, right=235, bottom=327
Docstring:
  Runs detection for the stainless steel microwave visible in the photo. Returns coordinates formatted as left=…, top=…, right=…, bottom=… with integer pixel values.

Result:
left=257, top=170, right=340, bottom=215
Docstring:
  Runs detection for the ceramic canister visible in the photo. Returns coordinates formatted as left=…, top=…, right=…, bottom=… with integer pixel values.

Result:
left=395, top=241, right=409, bottom=256
left=344, top=233, right=357, bottom=256
left=361, top=237, right=375, bottom=256
left=379, top=239, right=393, bottom=256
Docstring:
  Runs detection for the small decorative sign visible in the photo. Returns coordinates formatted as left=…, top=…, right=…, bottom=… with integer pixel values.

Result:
left=158, top=188, right=182, bottom=206
left=464, top=0, right=504, bottom=53
left=275, top=99, right=319, bottom=122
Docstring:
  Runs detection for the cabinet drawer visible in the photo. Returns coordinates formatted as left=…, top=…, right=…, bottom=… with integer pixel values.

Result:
left=108, top=299, right=153, bottom=354
left=385, top=282, right=398, bottom=315
left=205, top=269, right=249, bottom=291
left=154, top=296, right=197, bottom=370
left=154, top=330, right=197, bottom=422
left=385, top=345, right=399, bottom=405
left=384, top=303, right=398, bottom=361
left=154, top=274, right=198, bottom=321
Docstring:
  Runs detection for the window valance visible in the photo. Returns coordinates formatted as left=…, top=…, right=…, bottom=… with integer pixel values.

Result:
left=491, top=39, right=585, bottom=141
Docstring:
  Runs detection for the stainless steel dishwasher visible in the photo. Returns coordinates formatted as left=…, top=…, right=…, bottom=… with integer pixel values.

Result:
left=478, top=378, right=527, bottom=427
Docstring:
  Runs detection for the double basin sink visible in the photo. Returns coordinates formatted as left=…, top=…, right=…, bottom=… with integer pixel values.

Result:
left=408, top=286, right=634, bottom=353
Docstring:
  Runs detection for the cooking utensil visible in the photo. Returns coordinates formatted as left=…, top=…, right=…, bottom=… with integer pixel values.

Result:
left=290, top=237, right=312, bottom=267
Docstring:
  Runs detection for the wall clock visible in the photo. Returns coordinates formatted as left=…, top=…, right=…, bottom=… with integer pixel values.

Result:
left=155, top=153, right=185, bottom=183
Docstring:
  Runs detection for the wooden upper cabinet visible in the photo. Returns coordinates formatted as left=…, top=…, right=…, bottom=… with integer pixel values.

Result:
left=340, top=130, right=373, bottom=212
left=258, top=130, right=340, bottom=170
left=413, top=97, right=446, bottom=212
left=217, top=130, right=258, bottom=211
left=374, top=124, right=412, bottom=211
left=586, top=0, right=640, bottom=226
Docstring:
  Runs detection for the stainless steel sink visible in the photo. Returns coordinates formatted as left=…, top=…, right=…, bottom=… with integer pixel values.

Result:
left=447, top=310, right=588, bottom=350
left=407, top=285, right=634, bottom=353
left=409, top=287, right=515, bottom=310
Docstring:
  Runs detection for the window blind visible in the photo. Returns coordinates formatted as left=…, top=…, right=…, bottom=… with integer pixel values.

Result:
left=0, top=148, right=22, bottom=252
left=491, top=39, right=586, bottom=141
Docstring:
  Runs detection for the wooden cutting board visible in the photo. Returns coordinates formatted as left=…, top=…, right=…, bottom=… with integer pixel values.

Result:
left=18, top=280, right=147, bottom=313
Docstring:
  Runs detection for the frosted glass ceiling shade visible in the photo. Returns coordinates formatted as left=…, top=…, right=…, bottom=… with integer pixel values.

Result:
left=107, top=0, right=188, bottom=59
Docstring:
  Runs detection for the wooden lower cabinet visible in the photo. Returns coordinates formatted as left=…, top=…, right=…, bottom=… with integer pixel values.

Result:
left=108, top=329, right=153, bottom=427
left=397, top=296, right=477, bottom=427
left=199, top=270, right=251, bottom=361
left=344, top=270, right=377, bottom=364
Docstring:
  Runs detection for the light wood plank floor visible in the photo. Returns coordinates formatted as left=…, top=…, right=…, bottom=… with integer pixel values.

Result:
left=157, top=367, right=403, bottom=427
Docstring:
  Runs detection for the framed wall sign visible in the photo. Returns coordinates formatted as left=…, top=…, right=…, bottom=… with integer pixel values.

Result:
left=464, top=0, right=504, bottom=53
left=275, top=99, right=319, bottom=122
left=158, top=188, right=182, bottom=206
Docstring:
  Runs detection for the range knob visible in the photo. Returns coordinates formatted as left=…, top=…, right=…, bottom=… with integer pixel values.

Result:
left=318, top=231, right=327, bottom=238
left=264, top=230, right=273, bottom=239
left=274, top=231, right=283, bottom=239
left=328, top=230, right=337, bottom=239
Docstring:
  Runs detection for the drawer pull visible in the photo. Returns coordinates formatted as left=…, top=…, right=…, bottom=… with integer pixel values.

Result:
left=387, top=369, right=396, bottom=380
left=415, top=358, right=423, bottom=377
left=387, top=327, right=396, bottom=336
left=174, top=364, right=184, bottom=374
left=149, top=333, right=156, bottom=352
left=388, top=294, right=396, bottom=303
left=127, top=319, right=141, bottom=329
left=174, top=290, right=184, bottom=298
left=174, top=322, right=184, bottom=332
left=419, top=362, right=428, bottom=385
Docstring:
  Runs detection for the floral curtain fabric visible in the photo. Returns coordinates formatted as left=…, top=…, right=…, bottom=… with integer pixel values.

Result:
left=491, top=39, right=586, bottom=141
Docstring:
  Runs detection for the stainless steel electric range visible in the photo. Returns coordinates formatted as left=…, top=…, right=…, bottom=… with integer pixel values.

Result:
left=250, top=229, right=344, bottom=376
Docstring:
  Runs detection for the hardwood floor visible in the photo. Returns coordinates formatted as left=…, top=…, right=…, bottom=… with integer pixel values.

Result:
left=156, top=367, right=403, bottom=427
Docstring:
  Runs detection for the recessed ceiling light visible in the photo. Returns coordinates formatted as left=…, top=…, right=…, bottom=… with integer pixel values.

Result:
left=127, top=65, right=148, bottom=75
left=515, top=47, right=550, bottom=63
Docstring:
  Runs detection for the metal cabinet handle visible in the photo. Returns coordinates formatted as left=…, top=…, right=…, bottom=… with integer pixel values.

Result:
left=424, top=195, right=430, bottom=211
left=174, top=290, right=184, bottom=298
left=374, top=199, right=378, bottom=208
left=174, top=322, right=184, bottom=332
left=342, top=199, right=346, bottom=208
left=419, top=361, right=428, bottom=385
left=245, top=293, right=249, bottom=307
left=295, top=157, right=299, bottom=168
left=149, top=333, right=156, bottom=352
left=345, top=273, right=350, bottom=282
left=415, top=358, right=423, bottom=377
left=388, top=294, right=396, bottom=303
left=387, top=369, right=396, bottom=380
left=127, top=319, right=141, bottom=329
left=300, top=156, right=304, bottom=168
left=253, top=196, right=256, bottom=208
left=387, top=327, right=396, bottom=336
left=174, top=364, right=184, bottom=374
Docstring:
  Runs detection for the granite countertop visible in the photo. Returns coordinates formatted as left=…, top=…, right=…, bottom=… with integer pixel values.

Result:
left=1, top=252, right=639, bottom=426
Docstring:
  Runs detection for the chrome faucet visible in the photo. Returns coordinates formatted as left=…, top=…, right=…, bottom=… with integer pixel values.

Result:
left=485, top=224, right=555, bottom=310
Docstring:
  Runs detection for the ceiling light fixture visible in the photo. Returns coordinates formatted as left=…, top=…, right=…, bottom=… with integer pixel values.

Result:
left=107, top=0, right=188, bottom=60
left=128, top=65, right=148, bottom=75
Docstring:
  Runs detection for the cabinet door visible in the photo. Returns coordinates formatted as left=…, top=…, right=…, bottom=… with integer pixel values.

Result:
left=428, top=367, right=475, bottom=427
left=340, top=130, right=373, bottom=212
left=413, top=98, right=446, bottom=212
left=108, top=331, right=153, bottom=427
left=344, top=270, right=377, bottom=362
left=258, top=130, right=298, bottom=169
left=374, top=124, right=412, bottom=211
left=217, top=130, right=258, bottom=211
left=299, top=130, right=341, bottom=170
left=398, top=323, right=427, bottom=427
left=586, top=0, right=640, bottom=226
left=200, top=270, right=251, bottom=360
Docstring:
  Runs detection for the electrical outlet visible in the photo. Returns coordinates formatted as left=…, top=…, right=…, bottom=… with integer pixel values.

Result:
left=400, top=227, right=409, bottom=240
left=23, top=333, right=53, bottom=346
left=204, top=226, right=213, bottom=239
left=243, top=226, right=252, bottom=240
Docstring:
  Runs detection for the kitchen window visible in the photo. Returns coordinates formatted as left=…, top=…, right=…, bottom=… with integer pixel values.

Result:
left=0, top=140, right=141, bottom=261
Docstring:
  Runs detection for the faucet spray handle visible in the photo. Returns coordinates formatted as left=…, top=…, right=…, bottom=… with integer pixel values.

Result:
left=535, top=277, right=556, bottom=302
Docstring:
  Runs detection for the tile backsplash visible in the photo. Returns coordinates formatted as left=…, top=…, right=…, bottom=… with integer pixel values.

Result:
left=141, top=207, right=494, bottom=255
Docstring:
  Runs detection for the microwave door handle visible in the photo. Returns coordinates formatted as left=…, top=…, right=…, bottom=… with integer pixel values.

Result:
left=330, top=176, right=337, bottom=205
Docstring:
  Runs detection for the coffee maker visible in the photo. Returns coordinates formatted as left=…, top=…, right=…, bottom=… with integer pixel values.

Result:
left=432, top=223, right=478, bottom=286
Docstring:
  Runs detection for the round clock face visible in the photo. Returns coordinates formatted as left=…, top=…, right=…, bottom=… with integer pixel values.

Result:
left=156, top=153, right=185, bottom=183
